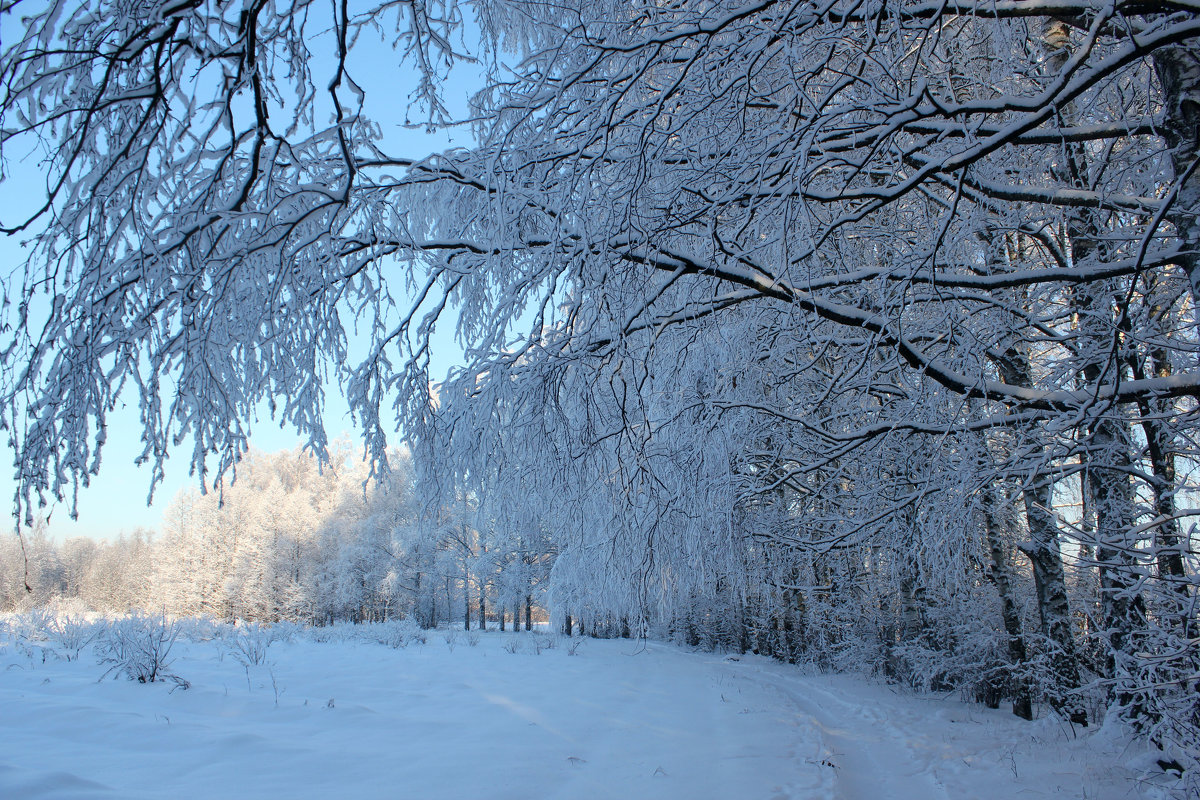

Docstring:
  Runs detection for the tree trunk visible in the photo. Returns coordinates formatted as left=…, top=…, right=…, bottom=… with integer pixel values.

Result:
left=525, top=595, right=533, bottom=631
left=737, top=593, right=750, bottom=655
left=982, top=482, right=1033, bottom=720
left=988, top=265, right=1085, bottom=722
left=1020, top=475, right=1088, bottom=725
left=1092, top=491, right=1142, bottom=664
left=1054, top=16, right=1146, bottom=713
left=1075, top=276, right=1146, bottom=717
left=1084, top=409, right=1147, bottom=714
left=464, top=572, right=473, bottom=631
left=414, top=570, right=425, bottom=627
left=981, top=218, right=1084, bottom=722
left=1124, top=290, right=1193, bottom=631
left=479, top=592, right=486, bottom=631
left=564, top=613, right=573, bottom=637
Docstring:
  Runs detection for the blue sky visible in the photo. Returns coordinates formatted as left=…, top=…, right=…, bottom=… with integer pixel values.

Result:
left=0, top=14, right=486, bottom=541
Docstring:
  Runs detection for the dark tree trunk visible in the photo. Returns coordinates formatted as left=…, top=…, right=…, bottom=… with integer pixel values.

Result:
left=780, top=593, right=797, bottom=664
left=564, top=613, right=573, bottom=637
left=736, top=594, right=750, bottom=655
left=414, top=570, right=424, bottom=627
left=464, top=578, right=472, bottom=631
left=982, top=482, right=1033, bottom=720
left=1124, top=296, right=1193, bottom=634
left=1085, top=413, right=1147, bottom=715
left=993, top=327, right=1086, bottom=723
left=1021, top=477, right=1088, bottom=725
left=1075, top=269, right=1146, bottom=718
left=1044, top=22, right=1154, bottom=721
left=525, top=595, right=533, bottom=631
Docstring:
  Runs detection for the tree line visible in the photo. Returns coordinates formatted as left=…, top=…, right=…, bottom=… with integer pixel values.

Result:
left=2, top=445, right=555, bottom=631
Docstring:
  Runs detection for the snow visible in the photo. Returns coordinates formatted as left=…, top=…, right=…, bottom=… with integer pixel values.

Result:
left=0, top=624, right=1176, bottom=799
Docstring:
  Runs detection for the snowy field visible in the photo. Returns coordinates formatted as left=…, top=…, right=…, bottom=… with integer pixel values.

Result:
left=0, top=618, right=1181, bottom=800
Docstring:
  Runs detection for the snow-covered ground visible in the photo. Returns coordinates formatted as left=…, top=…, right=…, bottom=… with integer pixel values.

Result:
left=0, top=621, right=1181, bottom=799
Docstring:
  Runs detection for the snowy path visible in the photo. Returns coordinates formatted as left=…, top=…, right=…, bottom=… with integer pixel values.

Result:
left=691, top=649, right=1160, bottom=800
left=0, top=628, right=1164, bottom=799
left=711, top=654, right=950, bottom=800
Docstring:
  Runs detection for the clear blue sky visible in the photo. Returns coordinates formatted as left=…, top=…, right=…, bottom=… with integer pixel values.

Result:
left=0, top=17, right=485, bottom=541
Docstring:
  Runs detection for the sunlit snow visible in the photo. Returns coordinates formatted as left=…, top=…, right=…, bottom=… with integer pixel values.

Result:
left=0, top=620, right=1167, bottom=799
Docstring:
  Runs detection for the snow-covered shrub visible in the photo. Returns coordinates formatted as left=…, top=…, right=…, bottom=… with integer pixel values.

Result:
left=42, top=614, right=100, bottom=661
left=363, top=618, right=425, bottom=648
left=97, top=612, right=186, bottom=686
left=0, top=611, right=47, bottom=662
left=0, top=614, right=18, bottom=654
left=269, top=621, right=301, bottom=644
left=502, top=635, right=553, bottom=655
left=226, top=622, right=274, bottom=666
left=22, top=607, right=54, bottom=640
left=307, top=621, right=356, bottom=644
left=466, top=630, right=481, bottom=647
left=175, top=616, right=221, bottom=643
left=2, top=607, right=102, bottom=663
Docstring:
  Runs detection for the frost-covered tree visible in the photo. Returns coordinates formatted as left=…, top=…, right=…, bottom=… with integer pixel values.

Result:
left=145, top=443, right=414, bottom=623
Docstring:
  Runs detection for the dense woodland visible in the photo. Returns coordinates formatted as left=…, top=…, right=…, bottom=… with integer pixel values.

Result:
left=1, top=0, right=1199, bottom=779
